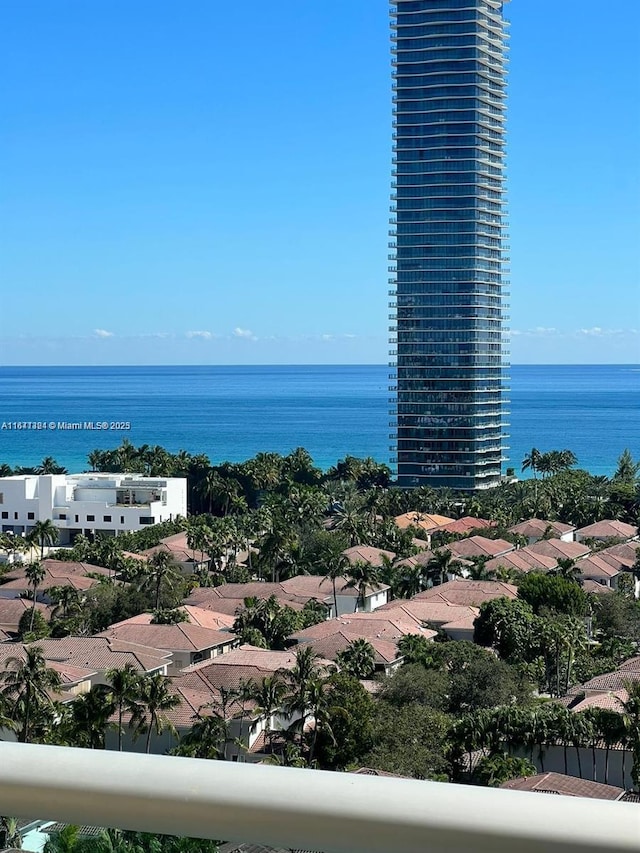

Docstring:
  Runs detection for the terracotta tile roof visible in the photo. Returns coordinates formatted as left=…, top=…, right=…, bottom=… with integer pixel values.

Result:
left=394, top=512, right=455, bottom=532
left=576, top=520, right=638, bottom=540
left=0, top=574, right=100, bottom=593
left=443, top=536, right=514, bottom=559
left=441, top=614, right=478, bottom=632
left=350, top=767, right=406, bottom=778
left=434, top=516, right=495, bottom=535
left=342, top=546, right=396, bottom=567
left=527, top=540, right=591, bottom=560
left=596, top=542, right=639, bottom=570
left=377, top=600, right=479, bottom=627
left=0, top=597, right=51, bottom=632
left=581, top=579, right=614, bottom=595
left=98, top=622, right=237, bottom=653
left=109, top=606, right=235, bottom=631
left=577, top=555, right=623, bottom=580
left=616, top=656, right=640, bottom=673
left=567, top=690, right=627, bottom=714
left=289, top=613, right=434, bottom=644
left=412, top=579, right=518, bottom=606
left=395, top=550, right=435, bottom=569
left=176, top=646, right=333, bottom=699
left=501, top=772, right=625, bottom=800
left=33, top=636, right=171, bottom=673
left=484, top=550, right=558, bottom=574
left=299, top=632, right=400, bottom=665
left=577, top=667, right=640, bottom=692
left=142, top=542, right=210, bottom=563
left=46, top=660, right=97, bottom=684
left=508, top=519, right=575, bottom=539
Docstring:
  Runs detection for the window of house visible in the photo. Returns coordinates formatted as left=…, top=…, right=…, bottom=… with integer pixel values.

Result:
left=59, top=514, right=66, bottom=520
left=27, top=512, right=35, bottom=520
left=0, top=493, right=3, bottom=504
left=103, top=515, right=112, bottom=522
left=120, top=516, right=125, bottom=524
left=87, top=515, right=95, bottom=522
left=14, top=512, right=18, bottom=520
left=140, top=516, right=155, bottom=525
left=1, top=512, right=8, bottom=519
left=75, top=515, right=79, bottom=523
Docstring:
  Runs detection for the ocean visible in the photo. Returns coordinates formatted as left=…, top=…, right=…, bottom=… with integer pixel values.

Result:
left=0, top=365, right=638, bottom=478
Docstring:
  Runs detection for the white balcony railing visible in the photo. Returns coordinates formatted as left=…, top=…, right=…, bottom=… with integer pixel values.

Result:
left=0, top=743, right=637, bottom=853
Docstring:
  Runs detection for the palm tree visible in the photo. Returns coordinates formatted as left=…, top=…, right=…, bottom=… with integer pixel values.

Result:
left=25, top=562, right=46, bottom=632
left=336, top=638, right=376, bottom=679
left=251, top=675, right=287, bottom=752
left=105, top=663, right=141, bottom=751
left=344, top=560, right=381, bottom=613
left=426, top=549, right=458, bottom=587
left=134, top=672, right=180, bottom=754
left=36, top=457, right=67, bottom=475
left=68, top=684, right=115, bottom=749
left=30, top=519, right=59, bottom=559
left=1, top=646, right=62, bottom=743
left=0, top=816, right=23, bottom=850
left=522, top=448, right=542, bottom=478
left=175, top=710, right=228, bottom=759
left=141, top=550, right=181, bottom=610
left=393, top=562, right=426, bottom=599
left=319, top=553, right=350, bottom=616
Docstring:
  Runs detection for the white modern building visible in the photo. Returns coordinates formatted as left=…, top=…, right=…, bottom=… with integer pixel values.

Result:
left=0, top=473, right=187, bottom=544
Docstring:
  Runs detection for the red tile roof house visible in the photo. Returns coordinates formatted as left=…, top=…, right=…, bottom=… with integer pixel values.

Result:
left=0, top=559, right=112, bottom=603
left=576, top=555, right=625, bottom=590
left=441, top=536, right=515, bottom=561
left=287, top=613, right=437, bottom=673
left=0, top=597, right=51, bottom=636
left=411, top=579, right=518, bottom=607
left=393, top=512, right=455, bottom=546
left=185, top=575, right=391, bottom=619
left=526, top=539, right=591, bottom=561
left=140, top=531, right=211, bottom=577
left=483, top=549, right=558, bottom=576
left=432, top=516, right=496, bottom=537
left=575, top=520, right=639, bottom=544
left=507, top=518, right=576, bottom=546
left=98, top=620, right=240, bottom=672
left=500, top=772, right=627, bottom=801
left=105, top=645, right=337, bottom=759
left=377, top=600, right=480, bottom=642
left=33, top=636, right=172, bottom=687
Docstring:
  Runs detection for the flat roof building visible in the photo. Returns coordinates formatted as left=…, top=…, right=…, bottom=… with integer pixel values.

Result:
left=0, top=472, right=186, bottom=545
left=389, top=0, right=510, bottom=489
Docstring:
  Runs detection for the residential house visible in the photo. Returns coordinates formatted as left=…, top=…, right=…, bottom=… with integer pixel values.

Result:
left=98, top=620, right=239, bottom=671
left=500, top=773, right=626, bottom=801
left=378, top=599, right=480, bottom=642
left=442, top=536, right=514, bottom=561
left=0, top=559, right=112, bottom=603
left=575, top=520, right=638, bottom=544
left=507, top=519, right=576, bottom=546
left=525, top=539, right=591, bottom=562
left=412, top=579, right=518, bottom=607
left=483, top=550, right=558, bottom=576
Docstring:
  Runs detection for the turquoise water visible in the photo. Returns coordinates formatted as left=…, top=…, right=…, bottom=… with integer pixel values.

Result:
left=0, top=365, right=637, bottom=477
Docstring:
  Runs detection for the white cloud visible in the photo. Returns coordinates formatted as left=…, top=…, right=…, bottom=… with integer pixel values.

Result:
left=186, top=330, right=213, bottom=340
left=233, top=327, right=257, bottom=340
left=94, top=329, right=114, bottom=338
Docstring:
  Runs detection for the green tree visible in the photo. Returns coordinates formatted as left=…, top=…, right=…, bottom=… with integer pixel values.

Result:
left=18, top=607, right=50, bottom=642
left=474, top=597, right=538, bottom=663
left=344, top=560, right=381, bottom=612
left=1, top=646, right=62, bottom=743
left=473, top=753, right=537, bottom=787
left=336, top=638, right=376, bottom=679
left=133, top=672, right=180, bottom=754
left=25, top=561, right=46, bottom=632
left=106, top=663, right=142, bottom=752
left=67, top=685, right=116, bottom=749
left=518, top=572, right=588, bottom=617
left=30, top=519, right=59, bottom=559
left=363, top=701, right=452, bottom=780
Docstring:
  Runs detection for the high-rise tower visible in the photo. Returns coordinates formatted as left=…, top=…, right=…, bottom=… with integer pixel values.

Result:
left=389, top=0, right=510, bottom=490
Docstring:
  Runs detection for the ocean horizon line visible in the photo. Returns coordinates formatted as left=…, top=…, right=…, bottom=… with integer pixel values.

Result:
left=1, top=363, right=639, bottom=370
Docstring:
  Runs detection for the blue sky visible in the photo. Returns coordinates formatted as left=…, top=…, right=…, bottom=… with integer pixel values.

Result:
left=0, top=0, right=638, bottom=365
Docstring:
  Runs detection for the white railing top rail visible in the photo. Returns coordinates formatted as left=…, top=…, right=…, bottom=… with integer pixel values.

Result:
left=0, top=743, right=637, bottom=853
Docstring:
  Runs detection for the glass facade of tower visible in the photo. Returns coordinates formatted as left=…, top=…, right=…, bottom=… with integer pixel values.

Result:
left=389, top=0, right=510, bottom=490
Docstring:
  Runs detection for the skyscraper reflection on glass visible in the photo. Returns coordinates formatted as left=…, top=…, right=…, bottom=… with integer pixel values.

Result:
left=389, top=0, right=510, bottom=490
